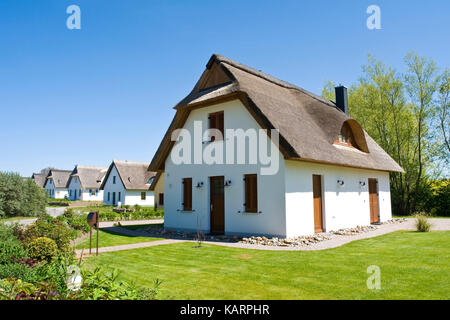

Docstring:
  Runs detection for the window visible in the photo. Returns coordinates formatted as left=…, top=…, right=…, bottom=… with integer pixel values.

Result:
left=335, top=122, right=355, bottom=147
left=91, top=189, right=96, bottom=196
left=118, top=192, right=121, bottom=201
left=182, top=178, right=192, bottom=210
left=141, top=192, right=146, bottom=200
left=244, top=174, right=258, bottom=213
left=159, top=193, right=164, bottom=206
left=113, top=176, right=116, bottom=184
left=69, top=190, right=72, bottom=197
left=147, top=177, right=155, bottom=185
left=107, top=192, right=110, bottom=201
left=79, top=189, right=81, bottom=197
left=208, top=111, right=224, bottom=141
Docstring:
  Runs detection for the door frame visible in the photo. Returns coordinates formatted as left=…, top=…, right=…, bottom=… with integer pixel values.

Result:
left=312, top=174, right=325, bottom=233
left=209, top=176, right=225, bottom=234
left=368, top=178, right=380, bottom=224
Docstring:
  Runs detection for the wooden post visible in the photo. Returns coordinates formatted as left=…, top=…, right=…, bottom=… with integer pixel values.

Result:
left=89, top=226, right=92, bottom=254
left=96, top=211, right=99, bottom=256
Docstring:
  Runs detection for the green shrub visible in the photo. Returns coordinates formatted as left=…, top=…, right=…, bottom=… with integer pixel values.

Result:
left=72, top=267, right=161, bottom=300
left=415, top=213, right=431, bottom=232
left=60, top=209, right=89, bottom=234
left=16, top=215, right=74, bottom=253
left=27, top=237, right=58, bottom=262
left=0, top=224, right=28, bottom=264
left=0, top=172, right=47, bottom=218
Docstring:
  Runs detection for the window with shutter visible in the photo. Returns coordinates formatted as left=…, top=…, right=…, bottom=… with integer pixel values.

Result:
left=208, top=111, right=224, bottom=141
left=159, top=193, right=164, bottom=205
left=182, top=178, right=192, bottom=210
left=244, top=174, right=258, bottom=212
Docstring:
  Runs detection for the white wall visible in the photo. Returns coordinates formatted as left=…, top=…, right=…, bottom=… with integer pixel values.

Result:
left=102, top=165, right=126, bottom=206
left=124, top=190, right=154, bottom=206
left=68, top=177, right=81, bottom=201
left=284, top=160, right=392, bottom=237
left=164, top=99, right=287, bottom=237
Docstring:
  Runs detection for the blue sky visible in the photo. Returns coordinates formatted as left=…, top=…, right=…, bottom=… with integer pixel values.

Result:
left=0, top=0, right=449, bottom=176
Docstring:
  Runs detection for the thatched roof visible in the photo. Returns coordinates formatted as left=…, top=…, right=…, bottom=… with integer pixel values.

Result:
left=149, top=54, right=404, bottom=173
left=31, top=173, right=46, bottom=188
left=101, top=160, right=157, bottom=191
left=45, top=170, right=72, bottom=188
left=69, top=166, right=107, bottom=189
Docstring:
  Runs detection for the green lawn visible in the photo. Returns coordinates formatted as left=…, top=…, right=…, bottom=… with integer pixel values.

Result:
left=84, top=231, right=450, bottom=300
left=76, top=228, right=162, bottom=249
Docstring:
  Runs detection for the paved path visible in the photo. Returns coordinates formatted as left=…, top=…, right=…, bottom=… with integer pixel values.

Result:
left=76, top=218, right=450, bottom=255
left=3, top=207, right=67, bottom=226
left=99, top=219, right=163, bottom=228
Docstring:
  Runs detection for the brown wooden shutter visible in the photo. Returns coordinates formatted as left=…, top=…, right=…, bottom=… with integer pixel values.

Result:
left=183, top=178, right=192, bottom=210
left=208, top=111, right=224, bottom=141
left=245, top=174, right=258, bottom=212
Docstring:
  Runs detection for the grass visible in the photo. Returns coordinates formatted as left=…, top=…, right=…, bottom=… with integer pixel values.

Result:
left=75, top=228, right=163, bottom=249
left=84, top=231, right=450, bottom=300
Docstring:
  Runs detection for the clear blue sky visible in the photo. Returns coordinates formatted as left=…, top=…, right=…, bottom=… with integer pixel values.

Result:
left=1, top=0, right=449, bottom=176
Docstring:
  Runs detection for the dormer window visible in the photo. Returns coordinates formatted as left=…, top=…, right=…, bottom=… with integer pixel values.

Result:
left=147, top=177, right=155, bottom=185
left=335, top=122, right=356, bottom=148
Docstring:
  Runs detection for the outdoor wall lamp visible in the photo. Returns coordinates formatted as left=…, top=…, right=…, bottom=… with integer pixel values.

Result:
left=359, top=181, right=366, bottom=187
left=196, top=181, right=204, bottom=188
left=224, top=180, right=232, bottom=187
left=337, top=179, right=345, bottom=187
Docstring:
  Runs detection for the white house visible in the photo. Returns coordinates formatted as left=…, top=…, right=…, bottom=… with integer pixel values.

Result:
left=44, top=169, right=72, bottom=199
left=100, top=160, right=157, bottom=207
left=148, top=54, right=404, bottom=237
left=67, top=165, right=107, bottom=201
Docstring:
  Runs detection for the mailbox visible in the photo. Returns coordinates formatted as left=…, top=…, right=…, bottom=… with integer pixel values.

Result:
left=87, top=211, right=99, bottom=228
left=86, top=211, right=100, bottom=256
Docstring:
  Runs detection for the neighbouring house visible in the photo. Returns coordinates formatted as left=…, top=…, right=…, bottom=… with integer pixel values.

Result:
left=149, top=54, right=404, bottom=237
left=31, top=173, right=46, bottom=188
left=44, top=169, right=72, bottom=199
left=100, top=160, right=157, bottom=207
left=150, top=172, right=165, bottom=210
left=67, top=165, right=107, bottom=201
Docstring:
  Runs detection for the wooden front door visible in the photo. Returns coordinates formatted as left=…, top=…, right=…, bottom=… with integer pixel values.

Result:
left=313, top=175, right=324, bottom=233
left=112, top=192, right=116, bottom=206
left=369, top=178, right=379, bottom=223
left=210, top=176, right=225, bottom=234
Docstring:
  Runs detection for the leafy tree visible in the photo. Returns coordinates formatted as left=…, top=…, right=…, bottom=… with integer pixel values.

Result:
left=0, top=171, right=47, bottom=218
left=321, top=53, right=448, bottom=216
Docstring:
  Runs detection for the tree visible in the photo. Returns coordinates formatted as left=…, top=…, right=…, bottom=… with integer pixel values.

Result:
left=404, top=52, right=440, bottom=213
left=321, top=53, right=448, bottom=216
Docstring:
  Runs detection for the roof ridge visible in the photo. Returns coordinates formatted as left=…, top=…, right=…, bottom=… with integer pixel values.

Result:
left=212, top=54, right=338, bottom=109
left=113, top=159, right=150, bottom=165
